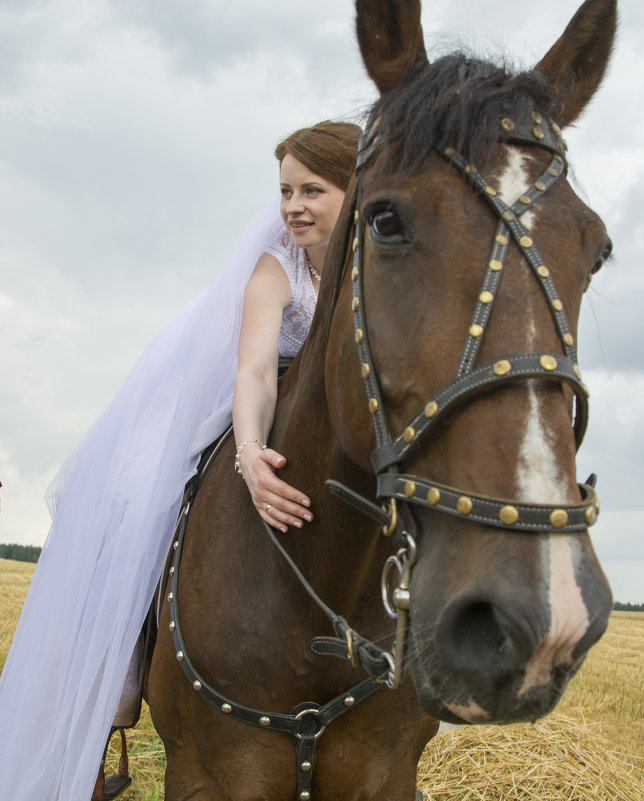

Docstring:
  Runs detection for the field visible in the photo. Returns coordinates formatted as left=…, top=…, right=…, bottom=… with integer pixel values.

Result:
left=1, top=557, right=642, bottom=800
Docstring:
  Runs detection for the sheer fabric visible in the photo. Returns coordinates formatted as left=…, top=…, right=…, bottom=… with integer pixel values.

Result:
left=0, top=199, right=290, bottom=801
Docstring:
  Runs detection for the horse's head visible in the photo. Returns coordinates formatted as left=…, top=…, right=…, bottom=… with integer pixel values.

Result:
left=326, top=0, right=616, bottom=724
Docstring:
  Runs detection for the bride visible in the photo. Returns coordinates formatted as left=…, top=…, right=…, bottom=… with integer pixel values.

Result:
left=0, top=119, right=361, bottom=801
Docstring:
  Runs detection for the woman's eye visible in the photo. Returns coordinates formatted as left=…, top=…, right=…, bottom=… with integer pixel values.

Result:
left=281, top=188, right=293, bottom=199
left=369, top=208, right=403, bottom=238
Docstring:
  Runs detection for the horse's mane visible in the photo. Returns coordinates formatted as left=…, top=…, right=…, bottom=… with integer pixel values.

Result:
left=369, top=53, right=560, bottom=174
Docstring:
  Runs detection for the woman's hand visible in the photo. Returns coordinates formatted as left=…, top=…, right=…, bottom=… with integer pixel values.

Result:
left=239, top=442, right=312, bottom=532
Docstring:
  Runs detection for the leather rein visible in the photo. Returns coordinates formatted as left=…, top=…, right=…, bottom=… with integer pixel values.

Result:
left=166, top=111, right=600, bottom=801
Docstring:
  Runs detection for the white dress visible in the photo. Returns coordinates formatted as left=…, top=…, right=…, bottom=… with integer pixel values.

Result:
left=0, top=200, right=318, bottom=801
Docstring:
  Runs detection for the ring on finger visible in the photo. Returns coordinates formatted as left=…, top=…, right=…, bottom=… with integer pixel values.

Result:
left=265, top=504, right=272, bottom=513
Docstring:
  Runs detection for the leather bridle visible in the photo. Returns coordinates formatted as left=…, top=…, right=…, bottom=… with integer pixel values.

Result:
left=327, top=110, right=601, bottom=686
left=338, top=111, right=599, bottom=535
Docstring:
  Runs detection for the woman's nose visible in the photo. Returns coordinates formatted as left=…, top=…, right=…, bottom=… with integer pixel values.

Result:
left=286, top=193, right=305, bottom=214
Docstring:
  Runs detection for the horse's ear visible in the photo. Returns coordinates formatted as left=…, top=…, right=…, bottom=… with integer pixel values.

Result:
left=356, top=0, right=429, bottom=95
left=535, top=0, right=617, bottom=127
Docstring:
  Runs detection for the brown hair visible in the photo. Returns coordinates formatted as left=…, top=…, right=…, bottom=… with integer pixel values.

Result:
left=275, top=121, right=362, bottom=191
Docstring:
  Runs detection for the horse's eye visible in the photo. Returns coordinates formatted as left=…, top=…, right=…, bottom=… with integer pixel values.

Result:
left=592, top=242, right=613, bottom=275
left=586, top=241, right=612, bottom=291
left=369, top=208, right=403, bottom=239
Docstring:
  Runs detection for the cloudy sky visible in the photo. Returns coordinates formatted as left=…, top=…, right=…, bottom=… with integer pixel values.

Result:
left=1, top=0, right=642, bottom=603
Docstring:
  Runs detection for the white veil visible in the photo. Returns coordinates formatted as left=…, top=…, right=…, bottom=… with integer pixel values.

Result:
left=0, top=198, right=284, bottom=801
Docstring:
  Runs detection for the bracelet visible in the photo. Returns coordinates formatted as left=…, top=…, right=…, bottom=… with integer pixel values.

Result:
left=234, top=438, right=267, bottom=478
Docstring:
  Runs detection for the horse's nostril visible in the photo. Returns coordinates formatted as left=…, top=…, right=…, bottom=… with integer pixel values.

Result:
left=436, top=594, right=539, bottom=679
left=443, top=600, right=508, bottom=673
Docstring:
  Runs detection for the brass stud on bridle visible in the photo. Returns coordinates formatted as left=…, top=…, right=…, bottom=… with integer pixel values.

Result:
left=550, top=509, right=569, bottom=529
left=493, top=360, right=512, bottom=376
left=404, top=481, right=416, bottom=498
left=540, top=354, right=558, bottom=371
left=424, top=401, right=438, bottom=418
left=499, top=505, right=519, bottom=526
left=457, top=496, right=473, bottom=516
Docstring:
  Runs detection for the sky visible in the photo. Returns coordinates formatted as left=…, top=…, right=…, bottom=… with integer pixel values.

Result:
left=1, top=0, right=642, bottom=603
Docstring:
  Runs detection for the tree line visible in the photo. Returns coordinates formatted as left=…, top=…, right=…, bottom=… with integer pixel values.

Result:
left=613, top=601, right=644, bottom=612
left=0, top=543, right=42, bottom=563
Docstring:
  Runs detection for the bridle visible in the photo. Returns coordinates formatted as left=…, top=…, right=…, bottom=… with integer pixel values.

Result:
left=327, top=111, right=600, bottom=685
left=166, top=111, right=601, bottom=801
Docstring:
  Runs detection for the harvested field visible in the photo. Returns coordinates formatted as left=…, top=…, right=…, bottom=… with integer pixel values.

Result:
left=2, top=558, right=642, bottom=799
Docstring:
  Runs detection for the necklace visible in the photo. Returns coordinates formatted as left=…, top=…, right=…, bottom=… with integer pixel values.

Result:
left=306, top=255, right=321, bottom=283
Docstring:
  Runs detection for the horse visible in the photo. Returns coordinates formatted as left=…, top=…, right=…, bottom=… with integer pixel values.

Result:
left=148, top=1, right=617, bottom=798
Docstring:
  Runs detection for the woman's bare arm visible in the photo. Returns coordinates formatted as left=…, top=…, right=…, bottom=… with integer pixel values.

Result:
left=232, top=253, right=313, bottom=532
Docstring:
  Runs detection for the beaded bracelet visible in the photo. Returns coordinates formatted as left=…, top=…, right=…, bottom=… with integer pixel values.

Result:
left=234, top=438, right=267, bottom=478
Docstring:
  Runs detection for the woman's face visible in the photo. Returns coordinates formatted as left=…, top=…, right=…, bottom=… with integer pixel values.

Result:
left=279, top=154, right=345, bottom=261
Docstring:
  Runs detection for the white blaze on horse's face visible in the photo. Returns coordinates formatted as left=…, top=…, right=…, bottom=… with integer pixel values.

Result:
left=492, top=145, right=592, bottom=697
left=497, top=147, right=538, bottom=230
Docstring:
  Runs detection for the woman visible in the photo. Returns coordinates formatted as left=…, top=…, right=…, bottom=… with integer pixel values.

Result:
left=0, top=120, right=361, bottom=801
left=234, top=125, right=354, bottom=533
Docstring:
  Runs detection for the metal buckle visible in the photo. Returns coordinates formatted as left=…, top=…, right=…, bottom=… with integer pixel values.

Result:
left=345, top=627, right=358, bottom=667
left=381, top=497, right=398, bottom=536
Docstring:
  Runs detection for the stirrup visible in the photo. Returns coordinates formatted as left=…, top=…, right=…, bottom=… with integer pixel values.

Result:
left=91, top=727, right=133, bottom=801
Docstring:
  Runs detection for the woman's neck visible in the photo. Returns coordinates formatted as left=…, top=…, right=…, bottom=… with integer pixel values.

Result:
left=305, top=247, right=326, bottom=275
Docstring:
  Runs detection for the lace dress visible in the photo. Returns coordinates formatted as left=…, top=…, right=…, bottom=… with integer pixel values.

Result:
left=0, top=200, right=316, bottom=801
left=267, top=228, right=318, bottom=358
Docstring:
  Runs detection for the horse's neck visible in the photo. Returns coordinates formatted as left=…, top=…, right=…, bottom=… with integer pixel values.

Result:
left=271, top=344, right=389, bottom=631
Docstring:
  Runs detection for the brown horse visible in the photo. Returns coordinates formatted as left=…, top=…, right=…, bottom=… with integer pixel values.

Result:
left=148, top=1, right=617, bottom=798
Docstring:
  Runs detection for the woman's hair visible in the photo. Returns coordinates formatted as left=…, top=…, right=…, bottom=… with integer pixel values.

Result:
left=275, top=121, right=362, bottom=191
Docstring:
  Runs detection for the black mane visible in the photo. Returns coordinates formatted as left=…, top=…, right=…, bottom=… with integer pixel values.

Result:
left=368, top=53, right=559, bottom=173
